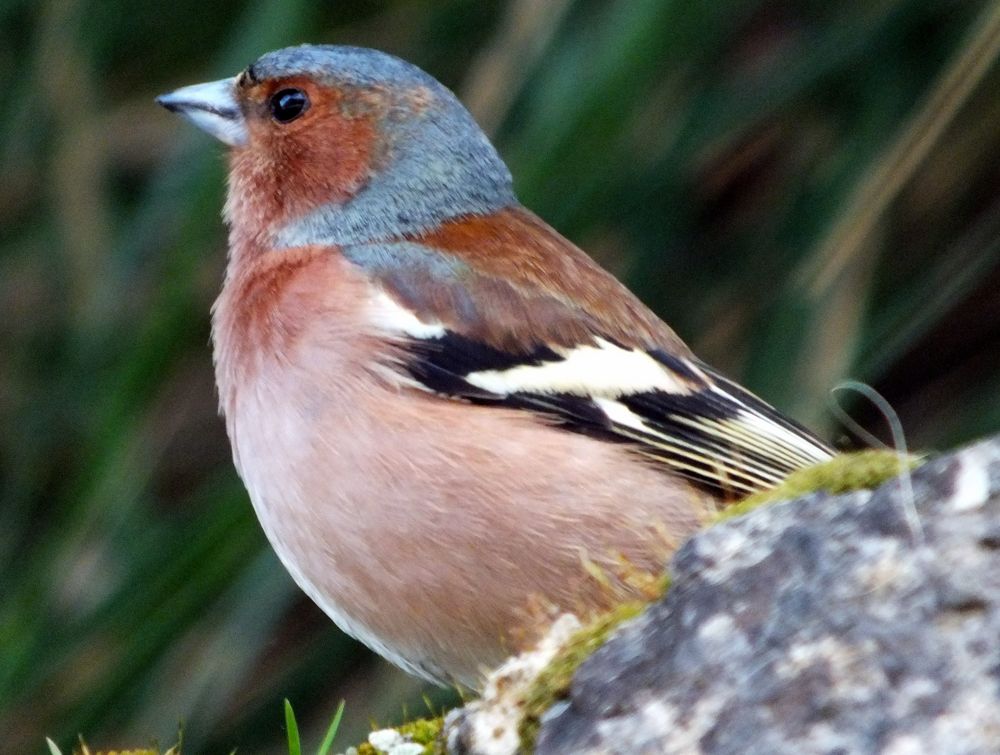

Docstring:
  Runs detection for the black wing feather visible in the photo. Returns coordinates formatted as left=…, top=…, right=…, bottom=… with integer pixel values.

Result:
left=401, top=331, right=833, bottom=498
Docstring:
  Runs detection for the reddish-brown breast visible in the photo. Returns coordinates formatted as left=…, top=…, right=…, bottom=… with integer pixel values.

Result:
left=212, top=244, right=355, bottom=414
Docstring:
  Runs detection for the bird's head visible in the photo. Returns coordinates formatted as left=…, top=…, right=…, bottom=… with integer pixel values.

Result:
left=158, top=44, right=515, bottom=254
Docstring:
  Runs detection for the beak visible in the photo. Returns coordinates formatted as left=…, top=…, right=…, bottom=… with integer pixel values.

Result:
left=156, top=76, right=248, bottom=147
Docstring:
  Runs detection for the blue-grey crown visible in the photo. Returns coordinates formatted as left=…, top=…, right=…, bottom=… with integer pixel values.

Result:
left=258, top=45, right=518, bottom=247
left=251, top=45, right=444, bottom=92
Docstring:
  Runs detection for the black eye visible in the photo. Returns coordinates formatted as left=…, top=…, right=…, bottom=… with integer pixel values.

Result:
left=269, top=88, right=309, bottom=123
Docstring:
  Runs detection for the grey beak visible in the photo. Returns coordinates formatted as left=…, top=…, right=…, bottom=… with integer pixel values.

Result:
left=156, top=76, right=248, bottom=147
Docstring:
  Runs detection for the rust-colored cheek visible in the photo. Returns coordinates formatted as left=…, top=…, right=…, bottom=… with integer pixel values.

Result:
left=272, top=108, right=378, bottom=214
left=228, top=91, right=379, bottom=240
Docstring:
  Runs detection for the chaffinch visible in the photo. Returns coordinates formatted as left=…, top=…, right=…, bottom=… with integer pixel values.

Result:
left=157, top=44, right=833, bottom=688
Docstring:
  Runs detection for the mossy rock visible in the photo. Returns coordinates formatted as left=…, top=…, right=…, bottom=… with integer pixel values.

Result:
left=354, top=716, right=445, bottom=755
left=717, top=449, right=922, bottom=522
left=516, top=597, right=655, bottom=751
left=516, top=449, right=919, bottom=751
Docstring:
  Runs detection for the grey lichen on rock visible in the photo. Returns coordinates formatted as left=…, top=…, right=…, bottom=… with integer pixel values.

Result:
left=344, top=717, right=446, bottom=755
left=533, top=437, right=1000, bottom=754
left=445, top=614, right=584, bottom=755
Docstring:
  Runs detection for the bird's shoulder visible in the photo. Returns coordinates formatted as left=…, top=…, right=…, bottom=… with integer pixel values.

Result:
left=345, top=206, right=687, bottom=353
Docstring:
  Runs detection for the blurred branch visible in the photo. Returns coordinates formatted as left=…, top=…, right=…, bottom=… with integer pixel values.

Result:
left=800, top=0, right=1000, bottom=297
left=788, top=0, right=1000, bottom=425
left=35, top=0, right=112, bottom=331
left=861, top=200, right=1000, bottom=380
left=459, top=0, right=574, bottom=135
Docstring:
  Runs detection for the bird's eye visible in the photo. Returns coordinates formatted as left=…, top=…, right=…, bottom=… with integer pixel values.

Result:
left=269, top=88, right=309, bottom=123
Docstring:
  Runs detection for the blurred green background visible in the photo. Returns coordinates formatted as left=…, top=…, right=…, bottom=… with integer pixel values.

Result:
left=2, top=0, right=999, bottom=752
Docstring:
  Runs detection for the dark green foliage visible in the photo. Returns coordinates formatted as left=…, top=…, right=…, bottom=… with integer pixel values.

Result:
left=3, top=1, right=998, bottom=752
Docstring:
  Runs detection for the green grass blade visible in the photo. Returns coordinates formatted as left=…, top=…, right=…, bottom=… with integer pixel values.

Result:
left=316, top=700, right=346, bottom=755
left=284, top=699, right=302, bottom=755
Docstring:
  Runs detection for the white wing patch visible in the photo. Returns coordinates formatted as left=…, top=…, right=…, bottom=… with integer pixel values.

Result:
left=369, top=290, right=447, bottom=339
left=593, top=396, right=648, bottom=429
left=465, top=338, right=694, bottom=397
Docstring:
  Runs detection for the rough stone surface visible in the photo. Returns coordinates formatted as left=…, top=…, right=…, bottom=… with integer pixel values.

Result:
left=531, top=438, right=1000, bottom=754
left=446, top=614, right=582, bottom=755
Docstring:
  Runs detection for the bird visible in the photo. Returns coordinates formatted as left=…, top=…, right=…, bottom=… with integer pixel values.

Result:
left=157, top=44, right=833, bottom=688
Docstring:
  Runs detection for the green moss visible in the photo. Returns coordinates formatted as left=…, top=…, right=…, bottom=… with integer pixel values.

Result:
left=398, top=717, right=445, bottom=753
left=354, top=716, right=444, bottom=755
left=517, top=591, right=663, bottom=752
left=716, top=450, right=923, bottom=522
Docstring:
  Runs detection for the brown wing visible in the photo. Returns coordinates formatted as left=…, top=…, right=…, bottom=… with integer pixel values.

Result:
left=342, top=207, right=833, bottom=497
